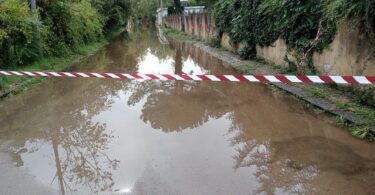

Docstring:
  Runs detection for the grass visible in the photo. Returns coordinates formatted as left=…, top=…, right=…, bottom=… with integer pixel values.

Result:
left=350, top=126, right=372, bottom=140
left=303, top=86, right=329, bottom=98
left=302, top=85, right=375, bottom=140
left=239, top=64, right=256, bottom=74
left=164, top=27, right=199, bottom=42
left=337, top=102, right=375, bottom=125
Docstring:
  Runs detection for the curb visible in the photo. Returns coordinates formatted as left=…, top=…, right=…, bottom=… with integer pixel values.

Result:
left=0, top=79, right=33, bottom=99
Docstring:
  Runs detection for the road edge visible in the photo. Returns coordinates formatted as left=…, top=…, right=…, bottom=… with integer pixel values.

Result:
left=166, top=33, right=375, bottom=138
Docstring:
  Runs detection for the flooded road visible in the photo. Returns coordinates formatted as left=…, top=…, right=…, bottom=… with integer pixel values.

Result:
left=0, top=28, right=374, bottom=195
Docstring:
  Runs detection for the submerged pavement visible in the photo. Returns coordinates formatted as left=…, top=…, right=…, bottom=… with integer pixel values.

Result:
left=0, top=29, right=374, bottom=195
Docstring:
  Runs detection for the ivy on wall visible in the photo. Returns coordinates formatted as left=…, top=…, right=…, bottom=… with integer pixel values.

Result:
left=213, top=0, right=374, bottom=73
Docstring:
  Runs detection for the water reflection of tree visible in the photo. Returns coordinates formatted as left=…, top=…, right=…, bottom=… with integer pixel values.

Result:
left=111, top=28, right=175, bottom=68
left=125, top=40, right=239, bottom=131
left=0, top=28, right=179, bottom=194
left=49, top=120, right=119, bottom=194
left=0, top=71, right=128, bottom=194
left=124, top=38, right=336, bottom=194
left=228, top=124, right=319, bottom=194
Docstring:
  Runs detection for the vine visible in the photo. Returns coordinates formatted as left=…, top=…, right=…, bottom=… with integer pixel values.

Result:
left=212, top=0, right=375, bottom=73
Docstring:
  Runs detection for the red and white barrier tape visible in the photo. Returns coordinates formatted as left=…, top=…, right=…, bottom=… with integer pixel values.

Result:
left=0, top=70, right=374, bottom=85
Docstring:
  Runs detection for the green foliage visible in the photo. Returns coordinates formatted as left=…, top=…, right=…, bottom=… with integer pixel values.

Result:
left=165, top=27, right=196, bottom=41
left=189, top=0, right=219, bottom=10
left=324, top=0, right=375, bottom=38
left=131, top=0, right=172, bottom=23
left=212, top=0, right=375, bottom=73
left=213, top=0, right=284, bottom=59
left=332, top=85, right=375, bottom=107
left=168, top=0, right=184, bottom=15
left=213, top=0, right=336, bottom=62
left=259, top=0, right=336, bottom=53
left=93, top=0, right=131, bottom=30
left=0, top=0, right=46, bottom=67
left=40, top=0, right=103, bottom=55
left=350, top=126, right=371, bottom=140
left=304, top=86, right=329, bottom=98
left=0, top=0, right=131, bottom=67
left=209, top=37, right=221, bottom=48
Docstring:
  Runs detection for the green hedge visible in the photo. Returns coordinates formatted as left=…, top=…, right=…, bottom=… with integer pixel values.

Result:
left=0, top=0, right=45, bottom=68
left=0, top=0, right=131, bottom=68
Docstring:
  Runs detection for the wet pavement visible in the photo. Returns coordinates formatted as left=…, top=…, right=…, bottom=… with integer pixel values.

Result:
left=0, top=28, right=374, bottom=195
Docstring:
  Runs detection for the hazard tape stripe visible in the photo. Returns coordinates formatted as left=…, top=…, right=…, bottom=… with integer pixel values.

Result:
left=0, top=70, right=374, bottom=85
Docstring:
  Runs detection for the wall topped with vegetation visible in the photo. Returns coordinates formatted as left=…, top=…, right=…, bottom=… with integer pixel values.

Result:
left=165, top=0, right=375, bottom=107
left=213, top=0, right=375, bottom=75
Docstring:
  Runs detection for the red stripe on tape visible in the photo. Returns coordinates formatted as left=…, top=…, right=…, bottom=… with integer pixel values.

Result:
left=234, top=75, right=248, bottom=82
left=162, top=74, right=176, bottom=80
left=215, top=75, right=229, bottom=81
left=130, top=74, right=144, bottom=79
left=319, top=76, right=334, bottom=83
left=275, top=75, right=290, bottom=83
left=255, top=75, right=268, bottom=82
left=197, top=75, right=211, bottom=81
left=114, top=73, right=129, bottom=79
left=297, top=75, right=312, bottom=83
left=145, top=74, right=160, bottom=80
left=366, top=76, right=375, bottom=83
left=180, top=74, right=193, bottom=80
left=342, top=76, right=357, bottom=84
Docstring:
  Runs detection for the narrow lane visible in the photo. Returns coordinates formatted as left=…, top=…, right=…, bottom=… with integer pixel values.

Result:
left=0, top=29, right=374, bottom=195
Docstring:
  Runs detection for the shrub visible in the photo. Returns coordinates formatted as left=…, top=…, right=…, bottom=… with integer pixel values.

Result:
left=93, top=0, right=131, bottom=31
left=259, top=0, right=336, bottom=53
left=0, top=0, right=46, bottom=67
left=0, top=0, right=131, bottom=69
left=324, top=0, right=375, bottom=38
left=40, top=0, right=103, bottom=55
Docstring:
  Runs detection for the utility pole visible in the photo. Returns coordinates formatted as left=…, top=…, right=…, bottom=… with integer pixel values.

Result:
left=30, top=0, right=36, bottom=10
left=29, top=0, right=44, bottom=58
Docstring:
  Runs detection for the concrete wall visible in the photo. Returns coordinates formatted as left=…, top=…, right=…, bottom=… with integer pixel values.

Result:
left=165, top=13, right=215, bottom=41
left=220, top=33, right=246, bottom=54
left=256, top=39, right=289, bottom=67
left=165, top=14, right=184, bottom=31
left=312, top=22, right=375, bottom=75
left=256, top=21, right=375, bottom=75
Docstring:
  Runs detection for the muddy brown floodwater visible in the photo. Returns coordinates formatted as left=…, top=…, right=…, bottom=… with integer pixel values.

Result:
left=0, top=28, right=374, bottom=195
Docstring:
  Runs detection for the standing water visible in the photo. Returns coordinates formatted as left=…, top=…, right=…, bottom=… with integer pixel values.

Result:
left=0, top=28, right=374, bottom=195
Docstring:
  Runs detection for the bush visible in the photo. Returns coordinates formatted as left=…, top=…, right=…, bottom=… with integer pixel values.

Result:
left=0, top=0, right=46, bottom=68
left=40, top=0, right=103, bottom=55
left=0, top=0, right=131, bottom=68
left=259, top=0, right=336, bottom=53
left=213, top=0, right=283, bottom=59
left=93, top=0, right=131, bottom=31
left=324, top=0, right=375, bottom=38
